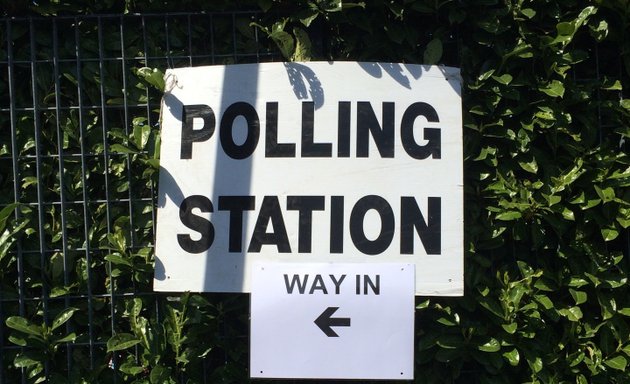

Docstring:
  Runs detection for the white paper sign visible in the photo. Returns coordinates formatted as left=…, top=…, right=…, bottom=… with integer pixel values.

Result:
left=250, top=262, right=415, bottom=380
left=154, top=62, right=463, bottom=295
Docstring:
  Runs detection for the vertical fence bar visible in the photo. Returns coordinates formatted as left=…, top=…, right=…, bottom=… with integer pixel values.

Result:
left=29, top=16, right=51, bottom=380
left=140, top=20, right=164, bottom=372
left=6, top=19, right=25, bottom=319
left=140, top=15, right=158, bottom=246
left=187, top=14, right=193, bottom=66
left=253, top=14, right=261, bottom=63
left=96, top=16, right=118, bottom=382
left=119, top=16, right=137, bottom=269
left=164, top=15, right=172, bottom=68
left=231, top=13, right=238, bottom=63
left=1, top=20, right=8, bottom=384
left=626, top=28, right=630, bottom=272
left=52, top=18, right=75, bottom=375
left=74, top=16, right=96, bottom=370
left=209, top=14, right=216, bottom=65
left=5, top=18, right=27, bottom=384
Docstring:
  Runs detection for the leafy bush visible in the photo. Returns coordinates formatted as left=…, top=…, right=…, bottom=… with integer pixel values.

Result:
left=1, top=0, right=629, bottom=383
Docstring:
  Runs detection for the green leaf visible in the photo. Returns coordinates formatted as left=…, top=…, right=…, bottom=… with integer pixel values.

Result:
left=569, top=289, right=587, bottom=305
left=321, top=0, right=343, bottom=12
left=604, top=355, right=627, bottom=371
left=0, top=203, right=18, bottom=232
left=503, top=348, right=520, bottom=366
left=474, top=146, right=497, bottom=161
left=436, top=316, right=458, bottom=326
left=120, top=362, right=146, bottom=376
left=581, top=197, right=602, bottom=210
left=9, top=335, right=27, bottom=346
left=291, top=27, right=312, bottom=62
left=478, top=337, right=501, bottom=352
left=22, top=176, right=38, bottom=188
left=502, top=323, right=517, bottom=334
left=341, top=2, right=365, bottom=10
left=549, top=6, right=595, bottom=45
left=0, top=210, right=28, bottom=268
left=601, top=79, right=621, bottom=91
left=594, top=185, right=615, bottom=202
left=556, top=22, right=575, bottom=38
left=132, top=117, right=150, bottom=150
left=518, top=158, right=538, bottom=174
left=492, top=74, right=513, bottom=85
left=416, top=299, right=430, bottom=309
left=616, top=215, right=630, bottom=228
left=150, top=365, right=175, bottom=384
left=143, top=158, right=160, bottom=169
left=14, top=354, right=42, bottom=368
left=135, top=67, right=165, bottom=92
left=585, top=272, right=601, bottom=286
left=559, top=306, right=583, bottom=321
left=30, top=367, right=44, bottom=382
left=5, top=317, right=42, bottom=337
left=436, top=335, right=464, bottom=349
left=533, top=278, right=555, bottom=292
left=268, top=29, right=294, bottom=60
left=601, top=227, right=619, bottom=241
left=544, top=194, right=561, bottom=206
left=553, top=159, right=584, bottom=192
left=51, top=307, right=78, bottom=331
left=104, top=254, right=133, bottom=267
left=534, top=295, right=554, bottom=310
left=54, top=332, right=77, bottom=344
left=597, top=292, right=616, bottom=320
left=298, top=10, right=319, bottom=27
left=107, top=231, right=127, bottom=252
left=110, top=144, right=138, bottom=154
left=575, top=6, right=597, bottom=28
left=527, top=356, right=543, bottom=373
left=424, top=38, right=443, bottom=65
left=479, top=296, right=505, bottom=318
left=520, top=8, right=536, bottom=19
left=539, top=80, right=565, bottom=97
left=561, top=207, right=575, bottom=221
left=477, top=69, right=495, bottom=82
left=106, top=333, right=141, bottom=352
left=496, top=211, right=522, bottom=221
left=569, top=351, right=585, bottom=367
left=50, top=286, right=75, bottom=298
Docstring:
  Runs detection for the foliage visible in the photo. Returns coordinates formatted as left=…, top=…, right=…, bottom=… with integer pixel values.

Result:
left=6, top=308, right=78, bottom=383
left=1, top=0, right=629, bottom=383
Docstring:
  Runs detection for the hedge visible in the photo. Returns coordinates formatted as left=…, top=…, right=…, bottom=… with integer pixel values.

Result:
left=0, top=0, right=629, bottom=383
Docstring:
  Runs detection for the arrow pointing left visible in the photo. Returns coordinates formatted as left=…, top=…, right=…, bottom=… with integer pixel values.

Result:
left=314, top=307, right=351, bottom=337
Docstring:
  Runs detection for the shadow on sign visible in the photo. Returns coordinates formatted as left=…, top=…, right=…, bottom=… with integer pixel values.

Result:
left=284, top=62, right=324, bottom=110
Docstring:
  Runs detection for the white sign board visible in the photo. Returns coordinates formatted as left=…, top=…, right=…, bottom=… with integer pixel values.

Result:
left=250, top=262, right=415, bottom=380
left=154, top=62, right=463, bottom=295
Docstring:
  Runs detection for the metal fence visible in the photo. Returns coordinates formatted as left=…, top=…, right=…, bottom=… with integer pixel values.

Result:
left=0, top=12, right=279, bottom=383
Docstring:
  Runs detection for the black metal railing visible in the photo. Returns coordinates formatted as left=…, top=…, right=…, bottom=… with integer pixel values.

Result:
left=0, top=12, right=278, bottom=383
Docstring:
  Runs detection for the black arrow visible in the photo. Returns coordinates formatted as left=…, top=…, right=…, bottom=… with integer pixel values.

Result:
left=314, top=307, right=351, bottom=337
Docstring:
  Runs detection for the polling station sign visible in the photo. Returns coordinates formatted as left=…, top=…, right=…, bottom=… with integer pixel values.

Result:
left=153, top=62, right=463, bottom=295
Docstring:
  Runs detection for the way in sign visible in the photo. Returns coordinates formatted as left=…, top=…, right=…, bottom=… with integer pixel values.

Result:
left=284, top=274, right=380, bottom=295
